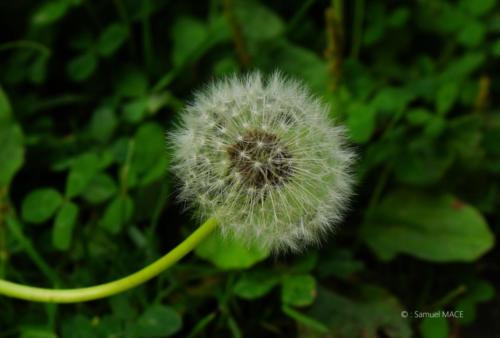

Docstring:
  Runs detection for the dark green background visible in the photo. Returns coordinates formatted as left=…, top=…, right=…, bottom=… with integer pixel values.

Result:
left=0, top=0, right=499, bottom=337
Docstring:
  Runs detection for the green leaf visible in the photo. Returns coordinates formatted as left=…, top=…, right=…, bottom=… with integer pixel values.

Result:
left=234, top=270, right=280, bottom=300
left=52, top=201, right=79, bottom=250
left=492, top=39, right=500, bottom=57
left=459, top=0, right=496, bottom=16
left=82, top=173, right=117, bottom=204
left=0, top=123, right=24, bottom=187
left=307, top=286, right=411, bottom=338
left=135, top=305, right=182, bottom=338
left=419, top=317, right=449, bottom=338
left=115, top=69, right=149, bottom=97
left=22, top=188, right=63, bottom=224
left=347, top=103, right=377, bottom=144
left=456, top=279, right=495, bottom=325
left=139, top=154, right=169, bottom=186
left=457, top=20, right=485, bottom=47
left=88, top=106, right=117, bottom=142
left=123, top=98, right=149, bottom=123
left=281, top=274, right=317, bottom=307
left=282, top=305, right=329, bottom=334
left=371, top=87, right=414, bottom=115
left=171, top=17, right=208, bottom=67
left=100, top=195, right=134, bottom=234
left=195, top=232, right=269, bottom=270
left=406, top=109, right=433, bottom=126
left=263, top=41, right=328, bottom=94
left=361, top=190, right=495, bottom=262
left=65, top=152, right=100, bottom=198
left=235, top=0, right=285, bottom=40
left=131, top=122, right=166, bottom=174
left=317, top=249, right=364, bottom=280
left=436, top=82, right=459, bottom=115
left=67, top=52, right=98, bottom=82
left=61, top=315, right=96, bottom=338
left=98, top=23, right=129, bottom=57
left=32, top=0, right=69, bottom=25
left=0, top=86, right=13, bottom=120
left=394, top=140, right=452, bottom=185
left=20, top=328, right=58, bottom=338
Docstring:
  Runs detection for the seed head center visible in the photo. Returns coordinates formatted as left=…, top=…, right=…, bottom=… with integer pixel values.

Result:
left=227, top=130, right=293, bottom=189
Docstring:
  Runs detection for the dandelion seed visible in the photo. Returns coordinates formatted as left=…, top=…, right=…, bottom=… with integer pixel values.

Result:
left=170, top=72, right=355, bottom=252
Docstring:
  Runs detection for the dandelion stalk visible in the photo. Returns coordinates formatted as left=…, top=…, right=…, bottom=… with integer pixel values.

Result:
left=0, top=217, right=217, bottom=303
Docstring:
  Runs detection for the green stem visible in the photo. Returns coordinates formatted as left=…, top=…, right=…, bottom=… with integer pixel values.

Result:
left=351, top=0, right=364, bottom=59
left=0, top=217, right=217, bottom=303
left=0, top=40, right=51, bottom=56
left=5, top=216, right=60, bottom=285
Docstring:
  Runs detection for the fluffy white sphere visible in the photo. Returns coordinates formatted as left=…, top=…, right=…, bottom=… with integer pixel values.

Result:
left=170, top=72, right=355, bottom=252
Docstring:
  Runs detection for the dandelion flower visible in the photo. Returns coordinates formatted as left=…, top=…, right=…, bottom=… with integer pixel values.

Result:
left=170, top=72, right=355, bottom=252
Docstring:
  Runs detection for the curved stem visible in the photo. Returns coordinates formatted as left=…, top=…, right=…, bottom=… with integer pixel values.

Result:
left=0, top=218, right=217, bottom=303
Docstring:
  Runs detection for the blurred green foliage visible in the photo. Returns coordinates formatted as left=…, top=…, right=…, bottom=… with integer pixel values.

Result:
left=0, top=0, right=499, bottom=337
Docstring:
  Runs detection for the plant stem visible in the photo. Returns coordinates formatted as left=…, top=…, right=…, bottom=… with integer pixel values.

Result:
left=222, top=0, right=251, bottom=68
left=0, top=217, right=217, bottom=303
left=5, top=216, right=60, bottom=286
left=351, top=0, right=365, bottom=59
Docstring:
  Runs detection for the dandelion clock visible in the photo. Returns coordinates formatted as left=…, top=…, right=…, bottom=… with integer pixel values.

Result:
left=171, top=72, right=355, bottom=252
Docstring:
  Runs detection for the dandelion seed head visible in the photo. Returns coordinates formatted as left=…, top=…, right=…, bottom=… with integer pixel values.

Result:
left=170, top=72, right=355, bottom=252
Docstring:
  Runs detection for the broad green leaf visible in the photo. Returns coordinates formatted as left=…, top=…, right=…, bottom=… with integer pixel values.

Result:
left=131, top=123, right=166, bottom=174
left=171, top=17, right=207, bottom=67
left=0, top=124, right=24, bottom=187
left=65, top=152, right=100, bottom=198
left=459, top=0, right=496, bottom=16
left=0, top=86, right=12, bottom=120
left=32, top=0, right=69, bottom=25
left=281, top=274, right=316, bottom=307
left=88, top=106, right=117, bottom=142
left=347, top=103, right=377, bottom=144
left=98, top=23, right=129, bottom=57
left=135, top=305, right=182, bottom=338
left=234, top=270, right=280, bottom=300
left=94, top=316, right=122, bottom=338
left=20, top=328, right=58, bottom=338
left=394, top=140, right=452, bottom=185
left=436, top=82, right=459, bottom=115
left=456, top=279, right=495, bottom=325
left=419, top=317, right=449, bottom=338
left=492, top=39, right=500, bottom=57
left=262, top=41, right=328, bottom=94
left=82, top=173, right=117, bottom=204
left=52, top=201, right=79, bottom=250
left=22, top=188, right=63, bottom=224
left=123, top=98, right=148, bottom=123
left=388, top=7, right=410, bottom=27
left=235, top=0, right=285, bottom=40
left=67, top=52, right=98, bottom=82
left=140, top=154, right=168, bottom=186
left=100, top=195, right=134, bottom=234
left=361, top=190, right=494, bottom=262
left=61, top=315, right=96, bottom=338
left=317, top=249, right=364, bottom=280
left=195, top=232, right=269, bottom=270
left=457, top=20, right=485, bottom=47
left=115, top=69, right=149, bottom=97
left=371, top=87, right=414, bottom=115
left=307, top=286, right=411, bottom=338
left=406, top=109, right=433, bottom=126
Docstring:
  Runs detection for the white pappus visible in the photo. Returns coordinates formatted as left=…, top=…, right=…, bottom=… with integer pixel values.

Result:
left=170, top=72, right=355, bottom=253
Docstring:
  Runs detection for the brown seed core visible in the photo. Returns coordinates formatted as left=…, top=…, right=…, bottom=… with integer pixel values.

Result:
left=227, top=130, right=294, bottom=189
